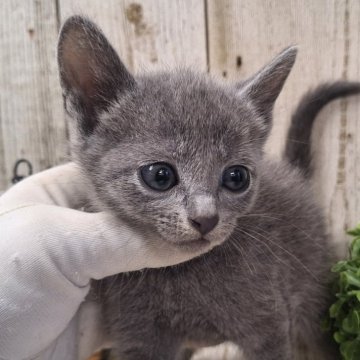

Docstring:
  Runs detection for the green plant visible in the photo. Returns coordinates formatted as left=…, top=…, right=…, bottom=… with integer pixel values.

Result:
left=325, top=225, right=360, bottom=359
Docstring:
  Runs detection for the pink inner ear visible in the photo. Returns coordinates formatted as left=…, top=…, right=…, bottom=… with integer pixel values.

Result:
left=59, top=17, right=136, bottom=115
left=60, top=31, right=98, bottom=100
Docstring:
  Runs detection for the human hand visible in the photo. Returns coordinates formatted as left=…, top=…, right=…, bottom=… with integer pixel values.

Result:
left=0, top=163, right=208, bottom=359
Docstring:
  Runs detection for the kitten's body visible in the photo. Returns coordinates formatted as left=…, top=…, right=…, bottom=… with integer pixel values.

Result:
left=57, top=17, right=360, bottom=359
left=97, top=160, right=332, bottom=360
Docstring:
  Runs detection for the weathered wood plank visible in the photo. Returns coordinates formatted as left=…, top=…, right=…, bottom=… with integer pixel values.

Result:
left=0, top=0, right=68, bottom=191
left=0, top=109, right=6, bottom=191
left=59, top=0, right=207, bottom=72
left=207, top=0, right=360, bottom=255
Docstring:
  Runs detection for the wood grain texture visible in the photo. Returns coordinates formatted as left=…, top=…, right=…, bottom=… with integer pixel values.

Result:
left=207, top=0, right=360, bottom=256
left=0, top=109, right=6, bottom=191
left=58, top=0, right=207, bottom=73
left=0, top=0, right=68, bottom=191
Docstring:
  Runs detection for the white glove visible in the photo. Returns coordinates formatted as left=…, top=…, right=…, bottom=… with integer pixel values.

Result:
left=0, top=163, right=207, bottom=360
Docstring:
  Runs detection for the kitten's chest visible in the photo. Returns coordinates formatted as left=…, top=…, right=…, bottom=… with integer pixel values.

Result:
left=99, top=246, right=273, bottom=337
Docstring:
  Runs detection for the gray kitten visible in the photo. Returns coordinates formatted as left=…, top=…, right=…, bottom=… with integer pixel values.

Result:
left=57, top=16, right=360, bottom=360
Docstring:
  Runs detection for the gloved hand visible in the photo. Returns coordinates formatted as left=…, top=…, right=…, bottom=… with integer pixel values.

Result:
left=0, top=163, right=207, bottom=360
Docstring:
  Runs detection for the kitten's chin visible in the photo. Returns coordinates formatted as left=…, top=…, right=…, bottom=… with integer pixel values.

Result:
left=174, top=237, right=212, bottom=252
left=157, top=229, right=230, bottom=254
left=165, top=236, right=225, bottom=254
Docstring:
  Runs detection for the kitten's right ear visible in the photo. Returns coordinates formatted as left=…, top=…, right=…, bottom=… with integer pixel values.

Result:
left=236, top=46, right=297, bottom=136
left=58, top=16, right=136, bottom=135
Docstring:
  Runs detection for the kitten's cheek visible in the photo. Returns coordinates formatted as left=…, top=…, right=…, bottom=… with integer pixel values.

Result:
left=209, top=218, right=238, bottom=242
left=207, top=228, right=233, bottom=246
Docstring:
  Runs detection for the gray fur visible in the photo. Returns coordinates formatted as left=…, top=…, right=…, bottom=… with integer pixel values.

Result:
left=58, top=16, right=340, bottom=359
left=285, top=81, right=360, bottom=177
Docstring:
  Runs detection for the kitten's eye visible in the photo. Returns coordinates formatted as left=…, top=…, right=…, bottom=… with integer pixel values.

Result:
left=222, top=166, right=250, bottom=192
left=140, top=162, right=178, bottom=191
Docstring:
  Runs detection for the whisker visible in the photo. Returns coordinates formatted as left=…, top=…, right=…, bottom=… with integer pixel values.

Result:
left=234, top=227, right=296, bottom=274
left=229, top=240, right=254, bottom=275
left=239, top=225, right=319, bottom=281
left=238, top=213, right=323, bottom=249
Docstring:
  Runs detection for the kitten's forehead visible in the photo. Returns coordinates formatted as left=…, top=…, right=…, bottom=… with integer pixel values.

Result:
left=101, top=70, right=261, bottom=169
left=135, top=71, right=257, bottom=152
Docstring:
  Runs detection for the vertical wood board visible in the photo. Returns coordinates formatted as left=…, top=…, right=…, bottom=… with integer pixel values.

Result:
left=207, top=0, right=360, bottom=255
left=0, top=0, right=68, bottom=191
left=59, top=0, right=208, bottom=73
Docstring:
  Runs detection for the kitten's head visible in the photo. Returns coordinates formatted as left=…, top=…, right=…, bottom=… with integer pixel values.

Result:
left=58, top=16, right=296, bottom=251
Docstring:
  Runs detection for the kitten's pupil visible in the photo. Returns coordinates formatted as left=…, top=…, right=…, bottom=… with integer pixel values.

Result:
left=222, top=166, right=250, bottom=192
left=155, top=168, right=170, bottom=185
left=140, top=163, right=177, bottom=191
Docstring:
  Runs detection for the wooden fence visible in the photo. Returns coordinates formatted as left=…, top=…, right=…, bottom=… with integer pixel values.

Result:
left=1, top=1, right=360, bottom=357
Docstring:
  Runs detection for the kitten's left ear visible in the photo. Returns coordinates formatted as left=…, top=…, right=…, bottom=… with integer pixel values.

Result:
left=58, top=16, right=136, bottom=135
left=237, top=46, right=297, bottom=130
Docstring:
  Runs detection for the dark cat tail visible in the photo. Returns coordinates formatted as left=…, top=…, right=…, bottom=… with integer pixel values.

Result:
left=284, top=81, right=360, bottom=178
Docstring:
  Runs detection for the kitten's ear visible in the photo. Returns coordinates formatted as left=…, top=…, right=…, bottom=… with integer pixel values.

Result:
left=237, top=46, right=297, bottom=131
left=58, top=16, right=136, bottom=135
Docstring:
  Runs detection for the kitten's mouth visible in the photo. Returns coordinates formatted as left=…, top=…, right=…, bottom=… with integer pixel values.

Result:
left=174, top=237, right=211, bottom=251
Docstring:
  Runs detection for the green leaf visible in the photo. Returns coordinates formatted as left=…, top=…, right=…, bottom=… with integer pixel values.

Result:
left=330, top=299, right=346, bottom=318
left=340, top=272, right=360, bottom=292
left=333, top=261, right=352, bottom=273
left=342, top=309, right=360, bottom=334
left=334, top=330, right=348, bottom=344
left=351, top=238, right=360, bottom=260
left=347, top=290, right=360, bottom=302
left=327, top=223, right=360, bottom=359
left=348, top=225, right=360, bottom=237
left=340, top=339, right=360, bottom=360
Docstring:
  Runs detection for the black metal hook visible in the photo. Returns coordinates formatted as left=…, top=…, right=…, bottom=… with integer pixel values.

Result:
left=12, top=159, right=33, bottom=184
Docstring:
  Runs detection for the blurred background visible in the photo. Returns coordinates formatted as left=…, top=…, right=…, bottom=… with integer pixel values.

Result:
left=1, top=1, right=360, bottom=358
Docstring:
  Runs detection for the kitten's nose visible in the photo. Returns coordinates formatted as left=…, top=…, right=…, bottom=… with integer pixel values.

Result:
left=189, top=214, right=219, bottom=235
